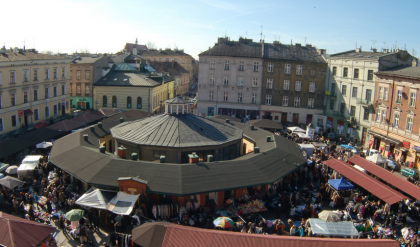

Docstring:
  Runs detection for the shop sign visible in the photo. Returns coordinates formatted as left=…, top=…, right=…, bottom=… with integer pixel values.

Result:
left=403, top=141, right=410, bottom=149
left=414, top=145, right=420, bottom=152
left=417, top=153, right=420, bottom=157
left=385, top=145, right=390, bottom=151
left=380, top=143, right=386, bottom=148
left=18, top=110, right=23, bottom=117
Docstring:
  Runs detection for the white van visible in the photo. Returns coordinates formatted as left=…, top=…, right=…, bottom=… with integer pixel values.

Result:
left=363, top=149, right=379, bottom=156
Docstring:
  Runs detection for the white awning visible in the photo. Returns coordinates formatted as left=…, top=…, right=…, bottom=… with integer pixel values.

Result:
left=308, top=219, right=359, bottom=237
left=76, top=188, right=117, bottom=210
left=287, top=127, right=306, bottom=133
left=106, top=192, right=139, bottom=215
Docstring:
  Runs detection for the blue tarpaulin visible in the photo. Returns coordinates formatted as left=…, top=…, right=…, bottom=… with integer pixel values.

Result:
left=328, top=177, right=354, bottom=191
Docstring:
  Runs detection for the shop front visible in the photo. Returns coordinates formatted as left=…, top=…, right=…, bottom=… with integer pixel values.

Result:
left=414, top=145, right=420, bottom=169
left=70, top=96, right=93, bottom=110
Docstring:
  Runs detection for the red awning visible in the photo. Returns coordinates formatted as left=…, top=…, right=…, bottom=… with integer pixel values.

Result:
left=23, top=109, right=33, bottom=115
left=323, top=158, right=406, bottom=204
left=348, top=155, right=420, bottom=201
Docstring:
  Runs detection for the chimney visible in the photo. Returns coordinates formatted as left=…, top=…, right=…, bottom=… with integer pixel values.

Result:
left=273, top=41, right=279, bottom=45
left=131, top=153, right=138, bottom=161
left=99, top=146, right=106, bottom=154
left=296, top=43, right=301, bottom=47
left=83, top=134, right=88, bottom=142
left=120, top=117, right=124, bottom=123
left=267, top=136, right=272, bottom=142
left=207, top=155, right=213, bottom=162
left=117, top=146, right=127, bottom=159
left=254, top=147, right=260, bottom=153
left=250, top=125, right=255, bottom=130
left=188, top=153, right=199, bottom=163
left=90, top=126, right=95, bottom=132
left=160, top=155, right=166, bottom=163
left=372, top=48, right=377, bottom=53
left=306, top=44, right=312, bottom=48
left=98, top=122, right=102, bottom=128
left=226, top=119, right=230, bottom=123
left=413, top=58, right=418, bottom=67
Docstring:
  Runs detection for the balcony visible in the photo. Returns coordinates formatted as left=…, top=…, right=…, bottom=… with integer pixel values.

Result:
left=372, top=121, right=420, bottom=141
left=324, top=90, right=336, bottom=98
left=357, top=98, right=373, bottom=106
left=333, top=111, right=343, bottom=117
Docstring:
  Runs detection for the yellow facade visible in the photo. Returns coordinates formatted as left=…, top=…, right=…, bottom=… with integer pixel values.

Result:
left=0, top=49, right=71, bottom=134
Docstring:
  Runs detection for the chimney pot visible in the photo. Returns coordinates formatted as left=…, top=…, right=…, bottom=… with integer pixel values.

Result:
left=254, top=147, right=260, bottom=153
left=83, top=134, right=88, bottom=141
left=99, top=146, right=106, bottom=154
left=226, top=119, right=230, bottom=123
left=207, top=155, right=213, bottom=162
left=131, top=153, right=138, bottom=161
left=90, top=126, right=95, bottom=132
left=98, top=122, right=102, bottom=128
left=120, top=117, right=124, bottom=123
left=160, top=155, right=166, bottom=163
left=267, top=136, right=272, bottom=142
left=250, top=125, right=255, bottom=130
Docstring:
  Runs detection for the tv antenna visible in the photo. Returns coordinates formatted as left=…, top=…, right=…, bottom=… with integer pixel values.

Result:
left=259, top=25, right=263, bottom=41
left=370, top=40, right=377, bottom=47
left=305, top=37, right=307, bottom=45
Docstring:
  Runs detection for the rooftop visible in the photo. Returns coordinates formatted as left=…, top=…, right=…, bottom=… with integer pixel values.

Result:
left=124, top=43, right=147, bottom=53
left=330, top=49, right=399, bottom=60
left=375, top=65, right=420, bottom=80
left=140, top=49, right=192, bottom=57
left=148, top=61, right=190, bottom=76
left=94, top=71, right=160, bottom=87
left=110, top=114, right=243, bottom=148
left=71, top=56, right=105, bottom=64
left=199, top=38, right=263, bottom=58
left=0, top=49, right=71, bottom=62
left=264, top=43, right=326, bottom=63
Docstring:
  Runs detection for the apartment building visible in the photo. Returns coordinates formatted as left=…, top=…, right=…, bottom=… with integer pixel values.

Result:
left=196, top=37, right=263, bottom=119
left=370, top=64, right=420, bottom=167
left=325, top=48, right=414, bottom=146
left=148, top=61, right=190, bottom=95
left=0, top=47, right=71, bottom=133
left=69, top=55, right=109, bottom=110
left=261, top=42, right=327, bottom=127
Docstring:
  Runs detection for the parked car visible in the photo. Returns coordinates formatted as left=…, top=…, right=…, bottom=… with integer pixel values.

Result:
left=386, top=159, right=401, bottom=171
left=35, top=121, right=49, bottom=129
left=401, top=167, right=419, bottom=180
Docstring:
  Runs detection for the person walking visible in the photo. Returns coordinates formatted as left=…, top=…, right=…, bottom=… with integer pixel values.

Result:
left=87, top=226, right=95, bottom=246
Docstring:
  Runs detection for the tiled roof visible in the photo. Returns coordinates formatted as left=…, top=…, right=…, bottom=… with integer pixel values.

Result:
left=124, top=43, right=147, bottom=53
left=110, top=114, right=243, bottom=147
left=200, top=39, right=263, bottom=58
left=264, top=43, right=327, bottom=63
left=330, top=50, right=396, bottom=60
left=140, top=49, right=192, bottom=57
left=71, top=56, right=104, bottom=64
left=375, top=65, right=420, bottom=79
left=148, top=61, right=189, bottom=76
left=94, top=71, right=160, bottom=87
left=164, top=97, right=188, bottom=104
left=0, top=51, right=71, bottom=62
left=124, top=54, right=149, bottom=61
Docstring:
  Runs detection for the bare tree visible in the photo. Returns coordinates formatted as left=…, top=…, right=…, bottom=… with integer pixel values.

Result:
left=79, top=48, right=90, bottom=54
left=146, top=41, right=156, bottom=49
left=173, top=43, right=179, bottom=50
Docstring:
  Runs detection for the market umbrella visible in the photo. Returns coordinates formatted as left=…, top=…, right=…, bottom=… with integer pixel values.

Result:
left=36, top=141, right=53, bottom=149
left=0, top=176, right=23, bottom=189
left=65, top=209, right=85, bottom=221
left=318, top=210, right=341, bottom=222
left=5, top=165, right=18, bottom=175
left=213, top=217, right=235, bottom=228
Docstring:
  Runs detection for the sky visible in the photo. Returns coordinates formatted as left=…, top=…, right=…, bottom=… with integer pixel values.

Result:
left=1, top=0, right=419, bottom=59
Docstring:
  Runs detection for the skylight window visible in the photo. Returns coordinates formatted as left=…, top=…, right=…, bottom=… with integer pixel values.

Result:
left=113, top=78, right=117, bottom=81
left=123, top=78, right=128, bottom=81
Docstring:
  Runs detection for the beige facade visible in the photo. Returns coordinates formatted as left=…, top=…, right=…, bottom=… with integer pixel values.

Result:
left=0, top=48, right=71, bottom=134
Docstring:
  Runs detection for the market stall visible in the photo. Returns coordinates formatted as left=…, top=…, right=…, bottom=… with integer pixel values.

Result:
left=75, top=187, right=117, bottom=210
left=366, top=154, right=387, bottom=167
left=308, top=218, right=359, bottom=237
left=328, top=177, right=354, bottom=191
left=237, top=200, right=267, bottom=214
left=106, top=192, right=139, bottom=215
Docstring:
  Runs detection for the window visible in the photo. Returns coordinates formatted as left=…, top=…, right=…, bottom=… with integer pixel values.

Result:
left=224, top=60, right=229, bottom=70
left=378, top=87, right=383, bottom=99
left=267, top=63, right=274, bottom=72
left=174, top=58, right=178, bottom=62
left=332, top=66, right=337, bottom=76
left=53, top=104, right=58, bottom=115
left=252, top=94, right=257, bottom=104
left=340, top=103, right=346, bottom=114
left=0, top=118, right=2, bottom=131
left=23, top=92, right=28, bottom=103
left=85, top=71, right=90, bottom=80
left=76, top=85, right=81, bottom=94
left=308, top=98, right=314, bottom=108
left=53, top=86, right=57, bottom=97
left=85, top=85, right=90, bottom=94
left=237, top=93, right=243, bottom=102
left=137, top=97, right=142, bottom=109
left=34, top=109, right=39, bottom=121
left=329, top=99, right=334, bottom=110
left=294, top=97, right=300, bottom=107
left=296, top=65, right=303, bottom=75
left=61, top=68, right=65, bottom=78
left=266, top=79, right=273, bottom=89
left=10, top=71, right=15, bottom=83
left=409, top=92, right=416, bottom=107
left=384, top=87, right=389, bottom=100
left=253, top=62, right=259, bottom=72
left=309, top=82, right=315, bottom=92
left=393, top=113, right=399, bottom=127
left=331, top=83, right=336, bottom=94
left=343, top=67, right=348, bottom=77
left=352, top=87, right=358, bottom=98
left=375, top=109, right=381, bottom=122
left=11, top=115, right=17, bottom=127
left=102, top=96, right=107, bottom=107
left=350, top=106, right=356, bottom=117
left=45, top=106, right=49, bottom=118
left=266, top=95, right=272, bottom=105
left=45, top=69, right=49, bottom=79
left=223, top=76, right=229, bottom=85
left=310, top=69, right=316, bottom=77
left=381, top=110, right=386, bottom=123
left=406, top=116, right=413, bottom=131
left=295, top=81, right=301, bottom=91
left=10, top=94, right=15, bottom=106
left=368, top=70, right=374, bottom=81
left=0, top=72, right=2, bottom=85
left=342, top=85, right=347, bottom=96
left=61, top=85, right=65, bottom=95
left=365, top=89, right=372, bottom=102
left=210, top=60, right=215, bottom=69
left=363, top=108, right=370, bottom=121
left=209, top=91, right=214, bottom=101
left=238, top=77, right=243, bottom=86
left=283, top=80, right=290, bottom=90
left=239, top=61, right=244, bottom=71
left=153, top=150, right=166, bottom=159
left=223, top=92, right=228, bottom=101
left=127, top=97, right=132, bottom=108
left=209, top=75, right=215, bottom=84
left=396, top=90, right=402, bottom=103
left=112, top=96, right=117, bottom=107
left=284, top=64, right=291, bottom=74
left=34, top=69, right=38, bottom=81
left=45, top=88, right=49, bottom=99
left=166, top=58, right=169, bottom=62
left=53, top=68, right=57, bottom=79
left=34, top=90, right=38, bottom=101
left=23, top=70, right=28, bottom=82
left=354, top=68, right=359, bottom=79
left=76, top=71, right=81, bottom=80
left=252, top=78, right=258, bottom=87
left=282, top=96, right=288, bottom=106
